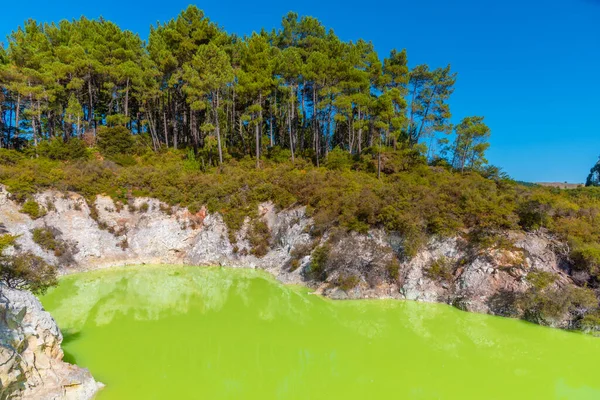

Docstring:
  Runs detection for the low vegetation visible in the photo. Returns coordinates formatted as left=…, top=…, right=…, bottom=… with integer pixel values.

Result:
left=425, top=257, right=455, bottom=282
left=2, top=146, right=600, bottom=280
left=0, top=235, right=57, bottom=295
left=248, top=220, right=271, bottom=257
left=309, top=244, right=330, bottom=281
left=20, top=200, right=45, bottom=219
left=519, top=271, right=597, bottom=326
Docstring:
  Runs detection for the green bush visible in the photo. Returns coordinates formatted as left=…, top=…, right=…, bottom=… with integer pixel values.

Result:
left=517, top=199, right=552, bottom=231
left=579, top=311, right=600, bottom=334
left=32, top=227, right=66, bottom=256
left=525, top=270, right=558, bottom=291
left=338, top=274, right=360, bottom=291
left=520, top=271, right=597, bottom=325
left=97, top=125, right=135, bottom=157
left=0, top=235, right=57, bottom=295
left=0, top=235, right=17, bottom=253
left=110, top=154, right=137, bottom=167
left=570, top=243, right=600, bottom=278
left=386, top=259, right=401, bottom=282
left=20, top=200, right=45, bottom=219
left=324, top=147, right=353, bottom=171
left=0, top=149, right=25, bottom=165
left=0, top=253, right=57, bottom=294
left=37, top=138, right=89, bottom=161
left=309, top=244, right=330, bottom=281
left=425, top=256, right=454, bottom=282
left=248, top=220, right=271, bottom=257
left=267, top=146, right=292, bottom=163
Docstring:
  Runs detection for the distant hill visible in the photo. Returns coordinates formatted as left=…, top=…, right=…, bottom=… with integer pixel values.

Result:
left=536, top=182, right=584, bottom=189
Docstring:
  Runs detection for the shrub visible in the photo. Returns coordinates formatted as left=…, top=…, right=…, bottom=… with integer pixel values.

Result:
left=248, top=220, right=271, bottom=257
left=45, top=198, right=56, bottom=212
left=37, top=138, right=89, bottom=161
left=386, top=258, right=401, bottom=282
left=32, top=228, right=54, bottom=249
left=267, top=146, right=292, bottom=163
left=517, top=199, right=552, bottom=231
left=290, top=241, right=316, bottom=260
left=525, top=270, right=558, bottom=291
left=117, top=238, right=129, bottom=250
left=20, top=200, right=45, bottom=219
left=289, top=259, right=300, bottom=271
left=0, top=253, right=57, bottom=294
left=0, top=235, right=17, bottom=253
left=425, top=256, right=454, bottom=282
left=324, top=147, right=353, bottom=171
left=570, top=243, right=600, bottom=278
left=337, top=274, right=360, bottom=291
left=97, top=125, right=135, bottom=157
left=0, top=235, right=57, bottom=295
left=519, top=270, right=597, bottom=325
left=159, top=204, right=173, bottom=215
left=110, top=154, right=137, bottom=167
left=139, top=202, right=150, bottom=213
left=0, top=149, right=25, bottom=165
left=309, top=244, right=330, bottom=280
left=579, top=311, right=600, bottom=334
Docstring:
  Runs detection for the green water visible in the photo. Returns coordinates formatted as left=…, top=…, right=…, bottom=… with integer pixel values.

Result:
left=40, top=265, right=600, bottom=400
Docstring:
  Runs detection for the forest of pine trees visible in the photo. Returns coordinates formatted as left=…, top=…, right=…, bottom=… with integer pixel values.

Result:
left=0, top=6, right=490, bottom=170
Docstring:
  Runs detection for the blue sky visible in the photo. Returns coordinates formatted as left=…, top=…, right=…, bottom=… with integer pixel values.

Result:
left=1, top=0, right=599, bottom=182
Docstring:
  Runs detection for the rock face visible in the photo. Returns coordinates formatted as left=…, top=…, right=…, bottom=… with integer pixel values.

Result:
left=0, top=286, right=103, bottom=399
left=0, top=186, right=574, bottom=308
left=0, top=184, right=587, bottom=397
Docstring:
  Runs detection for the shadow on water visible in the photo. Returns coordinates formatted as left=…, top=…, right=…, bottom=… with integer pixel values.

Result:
left=61, top=330, right=82, bottom=364
left=62, top=349, right=78, bottom=365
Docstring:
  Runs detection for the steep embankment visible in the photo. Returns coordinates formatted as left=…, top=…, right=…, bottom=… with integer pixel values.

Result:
left=0, top=185, right=578, bottom=320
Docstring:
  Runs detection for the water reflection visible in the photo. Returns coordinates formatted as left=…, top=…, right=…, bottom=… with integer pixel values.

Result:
left=42, top=265, right=600, bottom=400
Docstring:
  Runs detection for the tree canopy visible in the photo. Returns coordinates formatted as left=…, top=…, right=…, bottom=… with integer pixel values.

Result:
left=0, top=6, right=489, bottom=170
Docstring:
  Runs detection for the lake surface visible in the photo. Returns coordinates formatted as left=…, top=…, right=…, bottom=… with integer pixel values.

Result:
left=40, top=265, right=600, bottom=400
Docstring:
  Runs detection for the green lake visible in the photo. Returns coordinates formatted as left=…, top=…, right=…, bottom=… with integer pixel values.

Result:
left=40, top=265, right=600, bottom=400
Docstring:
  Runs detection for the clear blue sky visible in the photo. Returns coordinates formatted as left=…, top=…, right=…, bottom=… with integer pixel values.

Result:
left=1, top=0, right=599, bottom=182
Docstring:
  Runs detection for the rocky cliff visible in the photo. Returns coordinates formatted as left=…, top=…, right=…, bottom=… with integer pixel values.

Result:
left=0, top=286, right=102, bottom=399
left=0, top=185, right=581, bottom=319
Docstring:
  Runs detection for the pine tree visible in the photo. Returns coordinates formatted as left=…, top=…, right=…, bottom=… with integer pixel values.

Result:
left=183, top=42, right=234, bottom=164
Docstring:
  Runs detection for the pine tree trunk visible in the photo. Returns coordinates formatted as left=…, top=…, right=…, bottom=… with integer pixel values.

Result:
left=288, top=102, right=294, bottom=162
left=325, top=96, right=332, bottom=158
left=173, top=99, right=178, bottom=150
left=259, top=92, right=263, bottom=141
left=291, top=85, right=296, bottom=157
left=124, top=78, right=130, bottom=118
left=357, top=106, right=362, bottom=154
left=88, top=79, right=95, bottom=136
left=162, top=96, right=169, bottom=147
left=378, top=148, right=381, bottom=179
left=313, top=85, right=319, bottom=166
left=7, top=101, right=13, bottom=147
left=255, top=115, right=260, bottom=169
left=215, top=93, right=223, bottom=165
left=14, top=94, right=20, bottom=146
left=269, top=95, right=274, bottom=147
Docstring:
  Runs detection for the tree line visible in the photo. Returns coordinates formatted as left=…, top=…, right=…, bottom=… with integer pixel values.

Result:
left=0, top=5, right=490, bottom=171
